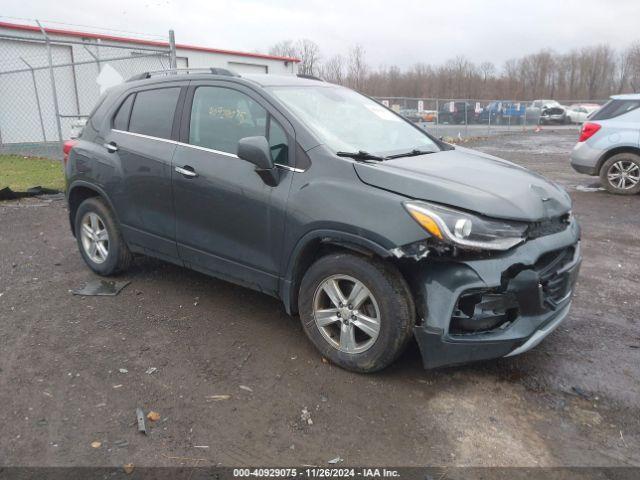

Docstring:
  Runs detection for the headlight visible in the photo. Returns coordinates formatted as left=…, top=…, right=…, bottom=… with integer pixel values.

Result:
left=404, top=201, right=527, bottom=251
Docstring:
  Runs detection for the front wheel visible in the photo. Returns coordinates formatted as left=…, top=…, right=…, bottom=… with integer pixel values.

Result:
left=600, top=153, right=640, bottom=195
left=298, top=253, right=415, bottom=373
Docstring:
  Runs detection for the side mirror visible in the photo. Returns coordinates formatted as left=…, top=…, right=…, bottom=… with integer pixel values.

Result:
left=237, top=136, right=279, bottom=186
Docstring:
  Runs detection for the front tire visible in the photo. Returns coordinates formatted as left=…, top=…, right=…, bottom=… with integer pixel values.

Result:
left=600, top=153, right=640, bottom=195
left=75, top=197, right=133, bottom=275
left=298, top=253, right=415, bottom=373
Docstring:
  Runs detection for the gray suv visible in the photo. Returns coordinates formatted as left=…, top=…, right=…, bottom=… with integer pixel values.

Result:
left=65, top=70, right=581, bottom=372
left=571, top=94, right=640, bottom=194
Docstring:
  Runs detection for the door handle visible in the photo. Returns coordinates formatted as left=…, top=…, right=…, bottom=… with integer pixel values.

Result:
left=175, top=165, right=198, bottom=178
left=104, top=142, right=118, bottom=153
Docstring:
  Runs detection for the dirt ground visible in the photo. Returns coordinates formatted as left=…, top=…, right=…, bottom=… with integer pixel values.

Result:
left=0, top=130, right=638, bottom=468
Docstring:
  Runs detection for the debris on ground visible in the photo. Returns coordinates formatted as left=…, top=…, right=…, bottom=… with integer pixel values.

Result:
left=123, top=463, right=135, bottom=474
left=193, top=445, right=209, bottom=449
left=147, top=411, right=160, bottom=422
left=570, top=386, right=592, bottom=400
left=114, top=439, right=129, bottom=448
left=145, top=367, right=157, bottom=375
left=118, top=368, right=128, bottom=374
left=206, top=394, right=231, bottom=401
left=301, top=407, right=313, bottom=426
left=136, top=407, right=146, bottom=434
left=328, top=456, right=343, bottom=464
left=90, top=441, right=101, bottom=449
left=72, top=279, right=131, bottom=296
left=239, top=385, right=253, bottom=392
left=575, top=184, right=604, bottom=192
left=0, top=186, right=61, bottom=201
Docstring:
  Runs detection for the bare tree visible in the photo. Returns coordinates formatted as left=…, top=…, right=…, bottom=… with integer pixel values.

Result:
left=320, top=54, right=345, bottom=84
left=269, top=40, right=297, bottom=58
left=268, top=37, right=640, bottom=100
left=296, top=39, right=321, bottom=76
left=347, top=44, right=368, bottom=91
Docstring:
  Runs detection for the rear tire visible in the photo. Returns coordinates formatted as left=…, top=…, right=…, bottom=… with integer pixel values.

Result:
left=298, top=253, right=415, bottom=373
left=599, top=153, right=640, bottom=195
left=75, top=197, right=133, bottom=275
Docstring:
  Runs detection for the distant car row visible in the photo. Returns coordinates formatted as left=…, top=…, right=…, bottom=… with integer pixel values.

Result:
left=397, top=100, right=602, bottom=125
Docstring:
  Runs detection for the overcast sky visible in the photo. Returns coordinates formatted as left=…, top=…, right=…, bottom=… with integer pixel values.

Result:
left=2, top=0, right=639, bottom=69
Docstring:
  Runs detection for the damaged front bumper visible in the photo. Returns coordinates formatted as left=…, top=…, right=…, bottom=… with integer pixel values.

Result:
left=412, top=220, right=581, bottom=369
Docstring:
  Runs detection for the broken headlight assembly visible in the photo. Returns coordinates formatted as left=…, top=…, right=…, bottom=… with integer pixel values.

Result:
left=403, top=201, right=528, bottom=251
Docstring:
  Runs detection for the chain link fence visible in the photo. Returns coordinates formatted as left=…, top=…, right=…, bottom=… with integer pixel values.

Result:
left=374, top=97, right=605, bottom=140
left=0, top=24, right=175, bottom=159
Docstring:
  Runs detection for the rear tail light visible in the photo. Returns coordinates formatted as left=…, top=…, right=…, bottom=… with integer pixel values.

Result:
left=578, top=122, right=601, bottom=142
left=63, top=140, right=78, bottom=164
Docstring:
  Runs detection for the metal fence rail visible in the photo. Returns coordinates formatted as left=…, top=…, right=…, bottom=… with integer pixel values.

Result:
left=0, top=21, right=175, bottom=159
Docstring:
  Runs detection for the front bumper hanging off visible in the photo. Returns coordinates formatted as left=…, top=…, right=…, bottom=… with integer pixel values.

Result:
left=412, top=221, right=582, bottom=369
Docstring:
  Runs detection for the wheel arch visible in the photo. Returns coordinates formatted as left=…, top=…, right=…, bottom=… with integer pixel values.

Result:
left=280, top=230, right=393, bottom=315
left=67, top=181, right=118, bottom=237
left=597, top=146, right=640, bottom=174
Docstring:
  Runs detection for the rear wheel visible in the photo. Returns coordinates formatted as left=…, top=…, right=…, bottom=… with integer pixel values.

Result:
left=298, top=253, right=415, bottom=373
left=75, top=197, right=133, bottom=275
left=600, top=153, right=640, bottom=195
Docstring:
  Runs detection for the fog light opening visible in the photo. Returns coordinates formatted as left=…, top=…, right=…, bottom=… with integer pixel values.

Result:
left=450, top=290, right=518, bottom=334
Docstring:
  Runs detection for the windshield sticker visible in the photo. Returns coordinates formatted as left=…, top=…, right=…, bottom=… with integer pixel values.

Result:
left=365, top=104, right=401, bottom=122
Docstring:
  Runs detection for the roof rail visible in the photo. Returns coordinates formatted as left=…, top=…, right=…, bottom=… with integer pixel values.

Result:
left=127, top=67, right=240, bottom=82
left=296, top=73, right=324, bottom=82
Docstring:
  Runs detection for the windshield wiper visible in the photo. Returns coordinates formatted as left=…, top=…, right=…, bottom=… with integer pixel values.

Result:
left=385, top=149, right=436, bottom=159
left=336, top=150, right=385, bottom=162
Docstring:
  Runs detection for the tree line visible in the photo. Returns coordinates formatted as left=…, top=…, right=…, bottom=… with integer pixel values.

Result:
left=269, top=39, right=640, bottom=101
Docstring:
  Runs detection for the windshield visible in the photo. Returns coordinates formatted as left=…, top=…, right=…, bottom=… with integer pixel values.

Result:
left=269, top=85, right=440, bottom=156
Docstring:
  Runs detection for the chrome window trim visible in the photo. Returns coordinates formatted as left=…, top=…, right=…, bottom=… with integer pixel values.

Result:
left=112, top=129, right=176, bottom=145
left=275, top=164, right=305, bottom=172
left=111, top=129, right=305, bottom=171
left=175, top=141, right=238, bottom=158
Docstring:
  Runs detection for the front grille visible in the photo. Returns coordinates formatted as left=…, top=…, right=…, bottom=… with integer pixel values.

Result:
left=535, top=247, right=575, bottom=308
left=526, top=214, right=570, bottom=239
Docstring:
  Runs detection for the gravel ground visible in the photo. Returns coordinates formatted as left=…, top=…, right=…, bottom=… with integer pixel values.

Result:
left=0, top=130, right=638, bottom=468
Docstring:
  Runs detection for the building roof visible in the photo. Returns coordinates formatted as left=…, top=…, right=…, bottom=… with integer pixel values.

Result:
left=0, top=20, right=300, bottom=63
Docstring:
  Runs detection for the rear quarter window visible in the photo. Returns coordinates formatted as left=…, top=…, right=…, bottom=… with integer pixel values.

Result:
left=591, top=99, right=640, bottom=121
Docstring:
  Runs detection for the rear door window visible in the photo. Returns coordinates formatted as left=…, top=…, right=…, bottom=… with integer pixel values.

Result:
left=591, top=100, right=640, bottom=121
left=129, top=87, right=181, bottom=139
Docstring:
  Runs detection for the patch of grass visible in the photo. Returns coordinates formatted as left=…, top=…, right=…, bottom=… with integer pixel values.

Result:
left=0, top=155, right=65, bottom=192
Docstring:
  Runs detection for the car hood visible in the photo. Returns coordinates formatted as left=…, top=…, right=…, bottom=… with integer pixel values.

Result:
left=353, top=146, right=571, bottom=221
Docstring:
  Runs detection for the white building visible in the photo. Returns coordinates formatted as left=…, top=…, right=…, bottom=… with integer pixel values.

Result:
left=0, top=21, right=299, bottom=144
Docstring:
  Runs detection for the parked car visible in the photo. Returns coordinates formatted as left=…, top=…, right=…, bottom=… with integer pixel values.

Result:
left=438, top=101, right=477, bottom=124
left=399, top=109, right=422, bottom=123
left=478, top=101, right=526, bottom=125
left=571, top=93, right=640, bottom=194
left=526, top=99, right=561, bottom=124
left=64, top=71, right=581, bottom=372
left=420, top=110, right=438, bottom=122
left=540, top=105, right=570, bottom=124
left=565, top=103, right=601, bottom=124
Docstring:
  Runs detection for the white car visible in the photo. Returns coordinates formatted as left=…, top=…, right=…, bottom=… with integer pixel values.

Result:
left=565, top=104, right=601, bottom=124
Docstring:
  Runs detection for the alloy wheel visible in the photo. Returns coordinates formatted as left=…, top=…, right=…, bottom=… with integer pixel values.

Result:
left=607, top=160, right=640, bottom=190
left=80, top=212, right=109, bottom=264
left=312, top=274, right=381, bottom=354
